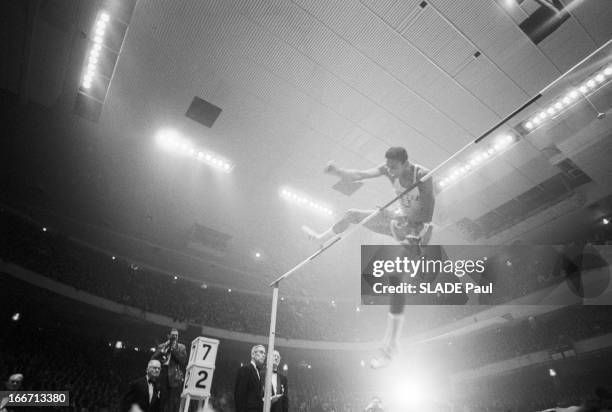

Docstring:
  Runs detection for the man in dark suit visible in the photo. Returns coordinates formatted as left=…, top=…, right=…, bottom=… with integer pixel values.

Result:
left=269, top=350, right=288, bottom=412
left=1, top=373, right=24, bottom=412
left=234, top=344, right=266, bottom=412
left=152, top=328, right=187, bottom=412
left=121, top=360, right=161, bottom=412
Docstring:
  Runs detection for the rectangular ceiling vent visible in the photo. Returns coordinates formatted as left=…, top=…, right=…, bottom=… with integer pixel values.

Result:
left=331, top=180, right=364, bottom=196
left=187, top=223, right=231, bottom=255
left=186, top=96, right=222, bottom=128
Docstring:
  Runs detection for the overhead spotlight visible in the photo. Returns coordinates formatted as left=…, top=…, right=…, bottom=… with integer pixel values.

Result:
left=604, top=66, right=612, bottom=76
left=595, top=74, right=605, bottom=83
left=554, top=102, right=563, bottom=110
left=100, top=12, right=110, bottom=22
left=533, top=117, right=541, bottom=125
left=603, top=218, right=610, bottom=225
left=525, top=121, right=534, bottom=130
left=562, top=96, right=571, bottom=105
left=439, top=180, right=446, bottom=187
left=538, top=112, right=547, bottom=120
left=586, top=79, right=596, bottom=88
left=93, top=35, right=103, bottom=44
left=579, top=85, right=589, bottom=94
left=547, top=107, right=556, bottom=116
left=569, top=90, right=579, bottom=99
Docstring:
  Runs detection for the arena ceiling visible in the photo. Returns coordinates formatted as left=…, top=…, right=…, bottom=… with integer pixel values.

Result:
left=1, top=0, right=611, bottom=300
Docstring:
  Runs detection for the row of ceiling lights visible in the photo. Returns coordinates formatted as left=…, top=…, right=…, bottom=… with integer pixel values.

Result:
left=82, top=12, right=110, bottom=90
left=438, top=134, right=515, bottom=189
left=524, top=64, right=612, bottom=131
left=157, top=130, right=234, bottom=173
left=438, top=63, right=611, bottom=191
left=279, top=188, right=334, bottom=216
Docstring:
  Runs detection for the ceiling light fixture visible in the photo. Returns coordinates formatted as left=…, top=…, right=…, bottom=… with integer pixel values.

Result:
left=522, top=65, right=612, bottom=134
left=280, top=187, right=334, bottom=216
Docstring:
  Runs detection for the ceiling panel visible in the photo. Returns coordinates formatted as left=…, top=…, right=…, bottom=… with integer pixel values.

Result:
left=292, top=0, right=498, bottom=137
left=562, top=0, right=612, bottom=46
left=455, top=56, right=529, bottom=117
left=538, top=16, right=597, bottom=72
left=431, top=0, right=560, bottom=95
left=381, top=0, right=422, bottom=30
left=400, top=5, right=476, bottom=76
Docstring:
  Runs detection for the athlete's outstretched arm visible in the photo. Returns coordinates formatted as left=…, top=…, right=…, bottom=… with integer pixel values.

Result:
left=324, top=161, right=385, bottom=181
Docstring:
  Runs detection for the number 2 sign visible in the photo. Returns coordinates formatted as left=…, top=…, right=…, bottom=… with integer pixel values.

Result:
left=182, top=365, right=214, bottom=398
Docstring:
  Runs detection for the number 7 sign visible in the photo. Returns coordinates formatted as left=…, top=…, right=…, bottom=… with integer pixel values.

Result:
left=188, top=337, right=219, bottom=368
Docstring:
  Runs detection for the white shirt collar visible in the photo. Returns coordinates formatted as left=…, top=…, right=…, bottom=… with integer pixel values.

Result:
left=250, top=360, right=260, bottom=379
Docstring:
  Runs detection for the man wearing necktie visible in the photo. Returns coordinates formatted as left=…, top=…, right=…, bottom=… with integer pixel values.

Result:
left=269, top=350, right=288, bottom=412
left=121, top=360, right=161, bottom=412
left=234, top=345, right=266, bottom=412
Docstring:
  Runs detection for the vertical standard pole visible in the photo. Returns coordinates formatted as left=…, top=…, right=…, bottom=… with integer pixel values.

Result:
left=263, top=284, right=280, bottom=412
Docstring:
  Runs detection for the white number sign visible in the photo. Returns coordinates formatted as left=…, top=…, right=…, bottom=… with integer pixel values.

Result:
left=188, top=337, right=219, bottom=368
left=182, top=365, right=214, bottom=398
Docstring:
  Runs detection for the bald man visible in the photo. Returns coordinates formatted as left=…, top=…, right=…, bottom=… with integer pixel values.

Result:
left=121, top=360, right=161, bottom=412
left=0, top=374, right=23, bottom=412
left=269, top=350, right=288, bottom=412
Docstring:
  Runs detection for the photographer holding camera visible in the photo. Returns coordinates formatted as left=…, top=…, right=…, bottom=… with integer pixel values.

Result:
left=151, top=328, right=187, bottom=412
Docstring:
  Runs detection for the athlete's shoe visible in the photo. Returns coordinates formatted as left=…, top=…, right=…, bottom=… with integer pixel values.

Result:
left=370, top=345, right=398, bottom=369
